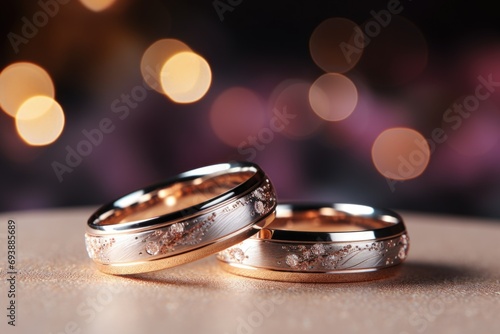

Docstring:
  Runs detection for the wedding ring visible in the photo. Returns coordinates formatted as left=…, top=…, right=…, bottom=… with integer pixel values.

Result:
left=218, top=203, right=409, bottom=282
left=85, top=162, right=277, bottom=275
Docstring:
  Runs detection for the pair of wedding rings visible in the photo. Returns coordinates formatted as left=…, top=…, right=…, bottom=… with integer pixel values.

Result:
left=85, top=162, right=409, bottom=282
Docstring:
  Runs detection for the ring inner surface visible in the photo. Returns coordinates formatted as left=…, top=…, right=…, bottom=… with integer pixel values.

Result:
left=98, top=170, right=255, bottom=226
left=262, top=209, right=393, bottom=234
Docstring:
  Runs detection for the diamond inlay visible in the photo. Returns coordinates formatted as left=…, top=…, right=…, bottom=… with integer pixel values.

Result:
left=279, top=234, right=409, bottom=271
left=219, top=246, right=247, bottom=263
left=86, top=179, right=276, bottom=265
left=85, top=235, right=116, bottom=264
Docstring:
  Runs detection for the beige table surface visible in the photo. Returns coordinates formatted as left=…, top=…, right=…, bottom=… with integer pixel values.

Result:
left=0, top=207, right=499, bottom=334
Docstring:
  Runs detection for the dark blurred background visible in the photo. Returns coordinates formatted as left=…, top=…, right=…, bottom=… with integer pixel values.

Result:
left=1, top=0, right=500, bottom=218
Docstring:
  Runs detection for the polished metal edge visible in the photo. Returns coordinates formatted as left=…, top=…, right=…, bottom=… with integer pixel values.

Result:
left=217, top=233, right=409, bottom=272
left=87, top=161, right=265, bottom=233
left=86, top=179, right=276, bottom=265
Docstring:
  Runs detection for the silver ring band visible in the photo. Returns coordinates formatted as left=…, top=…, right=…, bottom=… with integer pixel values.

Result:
left=218, top=203, right=409, bottom=282
left=85, top=162, right=277, bottom=275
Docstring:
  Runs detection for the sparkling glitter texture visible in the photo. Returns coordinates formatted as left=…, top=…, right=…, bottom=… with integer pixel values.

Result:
left=85, top=235, right=116, bottom=264
left=280, top=234, right=409, bottom=271
left=86, top=179, right=276, bottom=264
left=218, top=246, right=247, bottom=263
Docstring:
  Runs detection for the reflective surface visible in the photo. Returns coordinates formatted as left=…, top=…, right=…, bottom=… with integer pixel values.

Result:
left=1, top=208, right=498, bottom=334
left=85, top=162, right=277, bottom=274
left=218, top=203, right=408, bottom=282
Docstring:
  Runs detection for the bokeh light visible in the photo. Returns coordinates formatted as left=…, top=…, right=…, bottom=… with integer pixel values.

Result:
left=160, top=51, right=212, bottom=103
left=15, top=96, right=65, bottom=146
left=0, top=62, right=55, bottom=117
left=140, top=39, right=192, bottom=93
left=309, top=73, right=358, bottom=121
left=326, top=87, right=411, bottom=153
left=371, top=128, right=430, bottom=180
left=210, top=87, right=266, bottom=147
left=309, top=18, right=364, bottom=73
left=357, top=16, right=428, bottom=86
left=79, top=0, right=117, bottom=12
left=269, top=80, right=323, bottom=139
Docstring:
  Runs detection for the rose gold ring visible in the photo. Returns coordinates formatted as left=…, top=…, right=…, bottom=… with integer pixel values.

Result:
left=218, top=203, right=409, bottom=282
left=85, top=162, right=277, bottom=275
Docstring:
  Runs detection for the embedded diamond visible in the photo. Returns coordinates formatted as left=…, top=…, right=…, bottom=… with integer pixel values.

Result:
left=151, top=230, right=163, bottom=237
left=231, top=248, right=245, bottom=262
left=254, top=201, right=265, bottom=214
left=398, top=246, right=406, bottom=260
left=170, top=223, right=184, bottom=236
left=311, top=243, right=325, bottom=256
left=254, top=188, right=265, bottom=200
left=302, top=249, right=313, bottom=259
left=325, top=254, right=336, bottom=266
left=285, top=254, right=300, bottom=267
left=400, top=234, right=408, bottom=246
left=145, top=241, right=160, bottom=255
